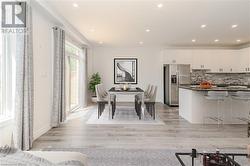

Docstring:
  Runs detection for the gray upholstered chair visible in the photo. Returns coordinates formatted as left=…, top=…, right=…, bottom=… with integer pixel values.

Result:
left=134, top=84, right=152, bottom=110
left=135, top=85, right=157, bottom=119
left=98, top=83, right=108, bottom=97
left=95, top=84, right=116, bottom=119
left=144, top=84, right=152, bottom=98
left=144, top=86, right=157, bottom=119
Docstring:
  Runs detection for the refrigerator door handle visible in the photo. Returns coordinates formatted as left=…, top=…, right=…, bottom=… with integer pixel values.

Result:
left=177, top=72, right=180, bottom=86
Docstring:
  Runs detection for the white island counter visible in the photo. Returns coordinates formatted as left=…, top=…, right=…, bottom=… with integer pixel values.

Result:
left=179, top=86, right=250, bottom=124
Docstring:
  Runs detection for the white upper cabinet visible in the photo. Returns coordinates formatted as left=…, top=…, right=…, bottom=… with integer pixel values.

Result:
left=192, top=50, right=213, bottom=70
left=209, top=50, right=237, bottom=73
left=163, top=50, right=193, bottom=64
left=163, top=47, right=250, bottom=73
left=237, top=48, right=250, bottom=72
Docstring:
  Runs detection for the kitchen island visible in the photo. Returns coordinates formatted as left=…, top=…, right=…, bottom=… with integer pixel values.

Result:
left=179, top=85, right=250, bottom=124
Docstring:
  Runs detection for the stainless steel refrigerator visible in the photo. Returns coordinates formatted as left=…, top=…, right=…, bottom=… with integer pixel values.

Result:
left=164, top=64, right=190, bottom=106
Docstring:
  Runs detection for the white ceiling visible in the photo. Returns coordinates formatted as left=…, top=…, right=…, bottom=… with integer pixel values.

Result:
left=45, top=0, right=250, bottom=48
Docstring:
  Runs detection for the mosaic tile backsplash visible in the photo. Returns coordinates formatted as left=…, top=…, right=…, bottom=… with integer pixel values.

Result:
left=191, top=70, right=250, bottom=85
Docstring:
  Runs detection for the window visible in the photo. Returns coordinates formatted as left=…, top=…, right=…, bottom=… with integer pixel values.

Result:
left=0, top=33, right=16, bottom=122
left=65, top=42, right=86, bottom=111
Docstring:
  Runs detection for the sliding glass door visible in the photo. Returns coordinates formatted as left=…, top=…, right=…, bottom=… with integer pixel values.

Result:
left=69, top=57, right=80, bottom=109
left=65, top=42, right=86, bottom=112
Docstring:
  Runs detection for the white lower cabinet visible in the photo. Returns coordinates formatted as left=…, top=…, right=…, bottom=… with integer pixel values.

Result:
left=179, top=88, right=249, bottom=124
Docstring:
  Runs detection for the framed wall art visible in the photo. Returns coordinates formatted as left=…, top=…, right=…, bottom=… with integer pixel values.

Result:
left=114, top=58, right=137, bottom=84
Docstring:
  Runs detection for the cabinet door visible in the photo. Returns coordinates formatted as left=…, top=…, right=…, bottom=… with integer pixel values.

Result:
left=192, top=50, right=204, bottom=69
left=222, top=50, right=237, bottom=72
left=209, top=50, right=237, bottom=73
left=192, top=50, right=212, bottom=70
left=237, top=48, right=250, bottom=72
left=243, top=48, right=250, bottom=72
left=163, top=50, right=192, bottom=65
left=209, top=53, right=219, bottom=72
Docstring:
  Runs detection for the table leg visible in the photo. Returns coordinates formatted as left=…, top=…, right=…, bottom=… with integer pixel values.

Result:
left=108, top=93, right=111, bottom=120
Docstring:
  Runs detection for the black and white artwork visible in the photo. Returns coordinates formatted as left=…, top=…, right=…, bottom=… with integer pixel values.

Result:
left=114, top=58, right=137, bottom=84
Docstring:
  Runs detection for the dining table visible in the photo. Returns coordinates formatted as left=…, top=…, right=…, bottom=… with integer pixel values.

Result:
left=108, top=87, right=145, bottom=120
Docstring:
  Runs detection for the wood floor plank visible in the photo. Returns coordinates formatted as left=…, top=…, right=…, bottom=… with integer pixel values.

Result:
left=32, top=103, right=249, bottom=150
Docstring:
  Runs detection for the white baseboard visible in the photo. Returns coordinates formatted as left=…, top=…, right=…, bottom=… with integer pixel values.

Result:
left=33, top=125, right=51, bottom=140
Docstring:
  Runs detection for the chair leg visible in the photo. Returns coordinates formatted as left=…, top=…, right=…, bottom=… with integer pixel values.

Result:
left=149, top=105, right=151, bottom=115
left=101, top=103, right=105, bottom=117
left=112, top=102, right=115, bottom=119
left=135, top=101, right=139, bottom=116
left=97, top=102, right=100, bottom=119
left=100, top=103, right=103, bottom=117
left=152, top=103, right=155, bottom=120
left=147, top=105, right=150, bottom=114
left=139, top=101, right=142, bottom=120
left=135, top=98, right=137, bottom=110
left=248, top=122, right=250, bottom=137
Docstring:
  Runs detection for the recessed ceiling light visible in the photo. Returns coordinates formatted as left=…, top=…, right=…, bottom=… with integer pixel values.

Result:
left=99, top=41, right=103, bottom=44
left=157, top=3, right=163, bottom=8
left=73, top=3, right=78, bottom=7
left=192, top=39, right=196, bottom=43
left=236, top=39, right=241, bottom=42
left=201, top=24, right=207, bottom=28
left=231, top=24, right=238, bottom=28
left=145, top=29, right=151, bottom=32
left=214, top=39, right=219, bottom=42
left=139, top=41, right=144, bottom=45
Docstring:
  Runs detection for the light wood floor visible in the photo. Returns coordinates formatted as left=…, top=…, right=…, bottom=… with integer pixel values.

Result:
left=32, top=103, right=249, bottom=151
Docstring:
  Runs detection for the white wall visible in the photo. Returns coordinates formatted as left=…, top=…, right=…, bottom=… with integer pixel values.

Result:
left=32, top=6, right=55, bottom=140
left=92, top=47, right=163, bottom=102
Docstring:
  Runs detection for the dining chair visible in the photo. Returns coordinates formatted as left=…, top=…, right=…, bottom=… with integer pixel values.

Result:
left=98, top=83, right=108, bottom=98
left=144, top=84, right=152, bottom=97
left=136, top=85, right=157, bottom=119
left=95, top=84, right=116, bottom=119
left=145, top=86, right=157, bottom=119
left=134, top=84, right=152, bottom=110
